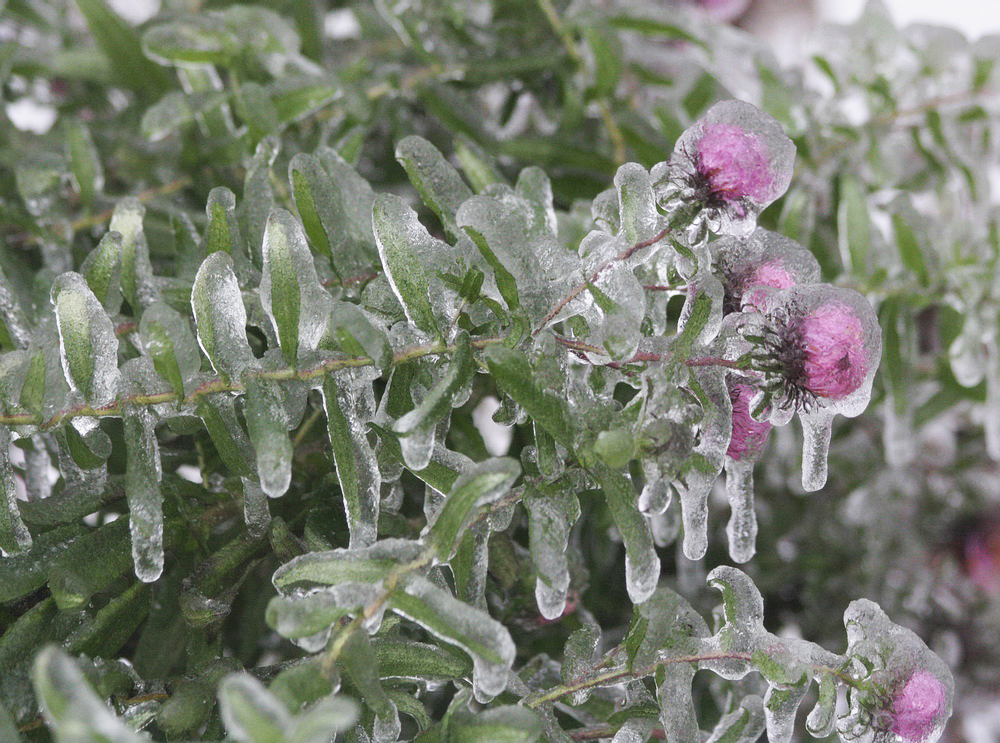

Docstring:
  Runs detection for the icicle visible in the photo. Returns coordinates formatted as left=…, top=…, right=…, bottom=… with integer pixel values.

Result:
left=724, top=458, right=757, bottom=563
left=799, top=410, right=834, bottom=492
left=984, top=335, right=1000, bottom=460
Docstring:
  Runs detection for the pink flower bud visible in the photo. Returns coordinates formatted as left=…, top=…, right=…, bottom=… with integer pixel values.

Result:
left=696, top=123, right=774, bottom=210
left=749, top=286, right=879, bottom=413
left=727, top=382, right=771, bottom=461
left=889, top=670, right=949, bottom=743
left=796, top=302, right=869, bottom=400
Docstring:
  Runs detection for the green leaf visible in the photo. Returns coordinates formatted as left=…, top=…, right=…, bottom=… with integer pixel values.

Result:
left=218, top=674, right=291, bottom=743
left=0, top=425, right=31, bottom=554
left=337, top=630, right=396, bottom=725
left=837, top=175, right=871, bottom=276
left=65, top=122, right=103, bottom=210
left=80, top=230, right=123, bottom=314
left=33, top=645, right=146, bottom=742
left=243, top=377, right=292, bottom=498
left=51, top=272, right=118, bottom=405
left=583, top=27, right=623, bottom=100
left=372, top=194, right=442, bottom=338
left=449, top=705, right=543, bottom=743
left=47, top=517, right=132, bottom=610
left=272, top=540, right=424, bottom=591
left=891, top=211, right=930, bottom=286
left=371, top=639, right=472, bottom=681
left=395, top=136, right=473, bottom=242
left=0, top=524, right=84, bottom=603
left=455, top=136, right=505, bottom=193
left=140, top=302, right=201, bottom=399
left=390, top=575, right=515, bottom=702
left=591, top=462, right=659, bottom=603
left=191, top=251, right=252, bottom=382
left=197, top=395, right=254, bottom=478
left=289, top=153, right=336, bottom=260
left=110, top=197, right=158, bottom=313
left=322, top=301, right=393, bottom=372
left=261, top=208, right=332, bottom=364
left=203, top=187, right=243, bottom=256
left=484, top=346, right=575, bottom=450
left=75, top=0, right=170, bottom=96
left=392, top=331, right=475, bottom=469
left=323, top=374, right=380, bottom=548
left=428, top=457, right=520, bottom=560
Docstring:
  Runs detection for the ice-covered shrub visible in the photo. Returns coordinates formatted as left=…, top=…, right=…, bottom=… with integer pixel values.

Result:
left=1, top=0, right=994, bottom=740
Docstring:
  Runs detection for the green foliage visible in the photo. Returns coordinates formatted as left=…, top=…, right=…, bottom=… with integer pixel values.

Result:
left=0, top=0, right=991, bottom=741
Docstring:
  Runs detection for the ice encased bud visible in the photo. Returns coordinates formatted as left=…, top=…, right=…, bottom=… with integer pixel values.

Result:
left=889, top=670, right=950, bottom=743
left=726, top=382, right=772, bottom=462
left=653, top=100, right=796, bottom=237
left=755, top=284, right=881, bottom=419
left=839, top=599, right=953, bottom=743
left=712, top=228, right=821, bottom=314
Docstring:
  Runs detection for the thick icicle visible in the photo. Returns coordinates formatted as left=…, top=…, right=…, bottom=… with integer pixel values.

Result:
left=524, top=486, right=580, bottom=620
left=123, top=406, right=164, bottom=582
left=799, top=410, right=834, bottom=492
left=724, top=458, right=757, bottom=563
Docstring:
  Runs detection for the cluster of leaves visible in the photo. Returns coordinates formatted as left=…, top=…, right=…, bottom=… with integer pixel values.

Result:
left=0, top=0, right=996, bottom=740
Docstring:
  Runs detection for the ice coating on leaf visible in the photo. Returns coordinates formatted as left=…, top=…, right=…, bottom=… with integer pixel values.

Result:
left=123, top=405, right=164, bottom=582
left=109, top=197, right=160, bottom=311
left=218, top=673, right=292, bottom=743
left=611, top=718, right=657, bottom=743
left=524, top=487, right=580, bottom=620
left=711, top=228, right=821, bottom=314
left=765, top=685, right=809, bottom=743
left=654, top=100, right=796, bottom=237
left=390, top=575, right=515, bottom=703
left=678, top=366, right=731, bottom=560
left=0, top=425, right=31, bottom=554
left=51, top=272, right=120, bottom=408
left=191, top=252, right=252, bottom=382
left=839, top=599, right=954, bottom=743
left=33, top=646, right=146, bottom=743
left=260, top=208, right=334, bottom=363
left=243, top=378, right=292, bottom=498
left=706, top=694, right=765, bottom=743
left=323, top=372, right=380, bottom=548
left=0, top=266, right=31, bottom=348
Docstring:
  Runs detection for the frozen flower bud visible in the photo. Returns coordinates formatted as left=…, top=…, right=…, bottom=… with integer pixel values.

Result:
left=748, top=285, right=881, bottom=416
left=653, top=100, right=796, bottom=237
left=712, top=228, right=821, bottom=314
left=840, top=600, right=954, bottom=743
left=889, top=670, right=950, bottom=743
left=726, top=382, right=771, bottom=461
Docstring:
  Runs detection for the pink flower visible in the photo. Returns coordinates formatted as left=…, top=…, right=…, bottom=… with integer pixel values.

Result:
left=727, top=383, right=772, bottom=460
left=750, top=289, right=876, bottom=412
left=796, top=302, right=868, bottom=400
left=889, top=671, right=949, bottom=743
left=739, top=261, right=797, bottom=312
left=695, top=123, right=774, bottom=212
